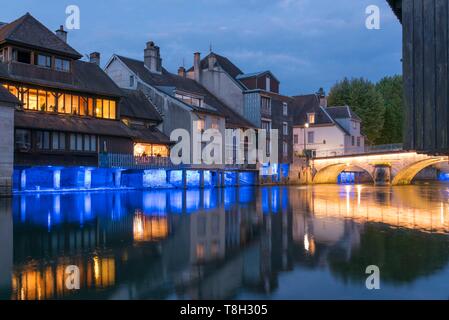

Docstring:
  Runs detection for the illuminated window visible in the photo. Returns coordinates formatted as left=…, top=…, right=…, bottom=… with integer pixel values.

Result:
left=95, top=99, right=103, bottom=117
left=196, top=243, right=205, bottom=260
left=64, top=94, right=72, bottom=114
left=134, top=143, right=168, bottom=157
left=307, top=113, right=316, bottom=124
left=197, top=119, right=205, bottom=132
left=175, top=93, right=203, bottom=108
left=211, top=118, right=219, bottom=130
left=28, top=89, right=37, bottom=110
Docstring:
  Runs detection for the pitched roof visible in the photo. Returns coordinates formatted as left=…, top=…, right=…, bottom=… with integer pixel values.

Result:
left=116, top=55, right=254, bottom=128
left=0, top=85, right=21, bottom=105
left=120, top=88, right=162, bottom=122
left=0, top=13, right=82, bottom=59
left=326, top=106, right=361, bottom=122
left=188, top=52, right=244, bottom=79
left=128, top=125, right=172, bottom=144
left=291, top=94, right=353, bottom=135
left=387, top=0, right=402, bottom=23
left=14, top=110, right=135, bottom=138
left=236, top=70, right=280, bottom=83
left=0, top=60, right=123, bottom=97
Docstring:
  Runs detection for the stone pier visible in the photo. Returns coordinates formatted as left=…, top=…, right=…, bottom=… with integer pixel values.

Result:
left=0, top=88, right=19, bottom=197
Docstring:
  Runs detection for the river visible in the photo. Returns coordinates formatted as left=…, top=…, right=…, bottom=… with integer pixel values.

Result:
left=1, top=184, right=449, bottom=300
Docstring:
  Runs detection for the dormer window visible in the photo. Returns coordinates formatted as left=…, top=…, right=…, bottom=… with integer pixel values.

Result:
left=55, top=57, right=70, bottom=72
left=12, top=48, right=31, bottom=64
left=175, top=92, right=203, bottom=108
left=307, top=113, right=316, bottom=124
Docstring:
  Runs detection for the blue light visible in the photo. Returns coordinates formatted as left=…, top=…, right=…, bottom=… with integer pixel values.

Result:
left=439, top=173, right=449, bottom=181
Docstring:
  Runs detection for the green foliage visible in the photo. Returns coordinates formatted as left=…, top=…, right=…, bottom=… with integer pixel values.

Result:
left=327, top=76, right=404, bottom=145
left=376, top=75, right=404, bottom=144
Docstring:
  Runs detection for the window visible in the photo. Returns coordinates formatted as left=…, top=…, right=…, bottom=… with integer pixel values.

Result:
left=0, top=49, right=4, bottom=62
left=196, top=119, right=205, bottom=132
left=266, top=76, right=271, bottom=92
left=293, top=134, right=299, bottom=144
left=283, top=102, right=288, bottom=116
left=261, top=96, right=271, bottom=115
left=211, top=118, right=219, bottom=130
left=175, top=93, right=203, bottom=108
left=52, top=132, right=66, bottom=150
left=36, top=54, right=52, bottom=68
left=36, top=131, right=50, bottom=150
left=307, top=131, right=314, bottom=144
left=307, top=113, right=316, bottom=124
left=55, top=58, right=70, bottom=72
left=283, top=122, right=288, bottom=135
left=130, top=75, right=135, bottom=87
left=357, top=136, right=361, bottom=147
left=261, top=120, right=271, bottom=133
left=69, top=134, right=96, bottom=152
left=283, top=142, right=288, bottom=156
left=12, top=49, right=31, bottom=64
left=352, top=136, right=355, bottom=146
left=15, top=129, right=31, bottom=150
left=353, top=121, right=357, bottom=130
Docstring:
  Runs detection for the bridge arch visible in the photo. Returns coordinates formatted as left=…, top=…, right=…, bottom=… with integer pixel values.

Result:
left=392, top=158, right=448, bottom=185
left=313, top=163, right=374, bottom=184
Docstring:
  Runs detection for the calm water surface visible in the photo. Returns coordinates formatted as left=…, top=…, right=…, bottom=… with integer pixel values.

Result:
left=1, top=184, right=449, bottom=300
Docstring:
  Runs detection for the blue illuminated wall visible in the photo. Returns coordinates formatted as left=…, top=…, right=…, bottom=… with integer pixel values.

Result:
left=338, top=172, right=356, bottom=184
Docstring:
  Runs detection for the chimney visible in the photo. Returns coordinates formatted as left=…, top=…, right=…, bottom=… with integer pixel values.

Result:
left=316, top=87, right=327, bottom=107
left=193, top=52, right=201, bottom=82
left=89, top=52, right=100, bottom=66
left=55, top=25, right=67, bottom=43
left=208, top=53, right=216, bottom=71
left=178, top=66, right=186, bottom=78
left=144, top=41, right=162, bottom=74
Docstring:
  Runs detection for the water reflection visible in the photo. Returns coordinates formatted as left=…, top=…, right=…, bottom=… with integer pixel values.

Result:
left=1, top=185, right=449, bottom=299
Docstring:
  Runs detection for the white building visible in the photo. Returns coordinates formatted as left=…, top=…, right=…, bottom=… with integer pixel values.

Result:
left=292, top=94, right=365, bottom=159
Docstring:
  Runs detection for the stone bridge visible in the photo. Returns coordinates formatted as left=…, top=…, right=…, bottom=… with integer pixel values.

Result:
left=311, top=151, right=448, bottom=185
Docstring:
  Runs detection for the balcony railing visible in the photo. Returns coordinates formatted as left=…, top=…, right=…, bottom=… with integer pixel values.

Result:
left=296, top=144, right=404, bottom=159
left=98, top=153, right=258, bottom=170
left=99, top=153, right=174, bottom=169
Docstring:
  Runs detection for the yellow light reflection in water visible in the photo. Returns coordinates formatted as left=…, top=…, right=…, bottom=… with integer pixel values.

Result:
left=11, top=255, right=115, bottom=300
left=133, top=211, right=168, bottom=242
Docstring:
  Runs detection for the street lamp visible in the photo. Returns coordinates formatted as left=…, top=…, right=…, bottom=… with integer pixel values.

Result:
left=303, top=123, right=309, bottom=157
left=304, top=123, right=310, bottom=184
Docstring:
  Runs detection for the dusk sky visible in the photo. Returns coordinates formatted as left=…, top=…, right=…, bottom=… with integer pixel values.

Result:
left=1, top=0, right=402, bottom=95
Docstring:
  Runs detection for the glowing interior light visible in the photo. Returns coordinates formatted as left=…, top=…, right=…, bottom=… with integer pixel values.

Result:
left=304, top=234, right=310, bottom=252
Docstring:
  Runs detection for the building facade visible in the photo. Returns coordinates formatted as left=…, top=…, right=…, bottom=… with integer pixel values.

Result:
left=186, top=52, right=293, bottom=178
left=0, top=14, right=171, bottom=192
left=292, top=94, right=365, bottom=159
left=104, top=43, right=254, bottom=167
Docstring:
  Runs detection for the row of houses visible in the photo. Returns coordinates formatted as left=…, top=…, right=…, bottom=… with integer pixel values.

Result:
left=0, top=13, right=365, bottom=193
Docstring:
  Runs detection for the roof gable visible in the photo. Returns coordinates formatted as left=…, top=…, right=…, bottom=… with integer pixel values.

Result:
left=120, top=88, right=162, bottom=122
left=0, top=13, right=82, bottom=58
left=115, top=54, right=254, bottom=128
left=187, top=52, right=244, bottom=79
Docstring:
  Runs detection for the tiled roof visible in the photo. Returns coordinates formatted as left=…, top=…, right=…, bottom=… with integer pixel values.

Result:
left=116, top=55, right=254, bottom=129
left=128, top=125, right=172, bottom=144
left=187, top=52, right=244, bottom=79
left=0, top=85, right=21, bottom=105
left=120, top=88, right=162, bottom=122
left=326, top=106, right=362, bottom=122
left=14, top=111, right=135, bottom=138
left=0, top=13, right=82, bottom=58
left=0, top=60, right=123, bottom=97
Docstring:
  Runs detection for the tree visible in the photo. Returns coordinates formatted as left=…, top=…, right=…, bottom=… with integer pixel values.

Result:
left=328, top=77, right=385, bottom=144
left=376, top=75, right=403, bottom=144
